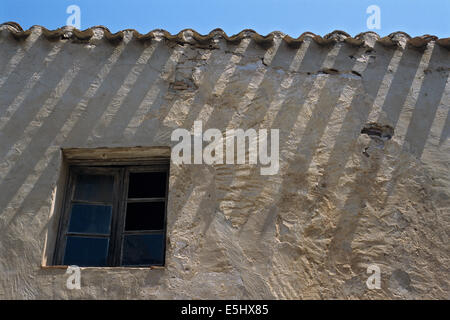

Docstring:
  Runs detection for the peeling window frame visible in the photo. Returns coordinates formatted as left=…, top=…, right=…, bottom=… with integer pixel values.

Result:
left=52, top=159, right=170, bottom=267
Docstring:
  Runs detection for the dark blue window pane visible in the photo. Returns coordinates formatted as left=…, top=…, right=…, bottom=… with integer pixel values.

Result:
left=68, top=204, right=112, bottom=234
left=121, top=234, right=164, bottom=266
left=74, top=174, right=114, bottom=202
left=63, top=236, right=109, bottom=267
left=128, top=172, right=167, bottom=198
left=125, top=202, right=165, bottom=231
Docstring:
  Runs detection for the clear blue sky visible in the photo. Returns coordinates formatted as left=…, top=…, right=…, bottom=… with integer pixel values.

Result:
left=1, top=0, right=449, bottom=37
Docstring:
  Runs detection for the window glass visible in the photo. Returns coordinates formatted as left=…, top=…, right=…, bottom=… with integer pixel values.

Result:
left=63, top=236, right=109, bottom=267
left=68, top=204, right=112, bottom=234
left=121, top=234, right=164, bottom=266
left=73, top=174, right=114, bottom=202
left=128, top=172, right=166, bottom=198
left=125, top=202, right=165, bottom=231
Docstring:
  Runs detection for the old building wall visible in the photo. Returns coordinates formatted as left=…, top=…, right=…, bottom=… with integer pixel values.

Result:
left=0, top=24, right=448, bottom=299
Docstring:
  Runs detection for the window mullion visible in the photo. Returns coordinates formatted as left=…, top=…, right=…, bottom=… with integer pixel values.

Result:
left=105, top=169, right=121, bottom=267
left=110, top=168, right=128, bottom=266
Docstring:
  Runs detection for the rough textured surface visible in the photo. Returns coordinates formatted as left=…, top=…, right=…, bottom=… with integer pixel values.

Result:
left=0, top=25, right=449, bottom=299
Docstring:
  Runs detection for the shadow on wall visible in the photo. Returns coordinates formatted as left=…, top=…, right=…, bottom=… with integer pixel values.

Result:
left=0, top=25, right=448, bottom=298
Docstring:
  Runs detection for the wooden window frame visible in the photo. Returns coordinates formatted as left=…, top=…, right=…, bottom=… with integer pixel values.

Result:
left=53, top=160, right=170, bottom=267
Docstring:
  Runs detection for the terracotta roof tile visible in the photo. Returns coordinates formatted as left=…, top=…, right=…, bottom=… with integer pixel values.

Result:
left=1, top=22, right=448, bottom=49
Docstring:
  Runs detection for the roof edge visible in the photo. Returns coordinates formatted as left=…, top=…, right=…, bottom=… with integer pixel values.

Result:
left=1, top=22, right=449, bottom=50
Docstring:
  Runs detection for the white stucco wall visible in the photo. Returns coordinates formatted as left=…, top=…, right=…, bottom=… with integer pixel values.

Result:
left=0, top=25, right=449, bottom=299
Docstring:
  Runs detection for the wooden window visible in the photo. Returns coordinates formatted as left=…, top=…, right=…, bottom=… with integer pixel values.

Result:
left=53, top=161, right=169, bottom=267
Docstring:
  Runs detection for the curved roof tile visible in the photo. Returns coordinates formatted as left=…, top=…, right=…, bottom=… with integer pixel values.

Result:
left=0, top=22, right=448, bottom=49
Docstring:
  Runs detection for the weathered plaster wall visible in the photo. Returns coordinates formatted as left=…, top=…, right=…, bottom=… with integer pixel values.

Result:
left=0, top=25, right=449, bottom=299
